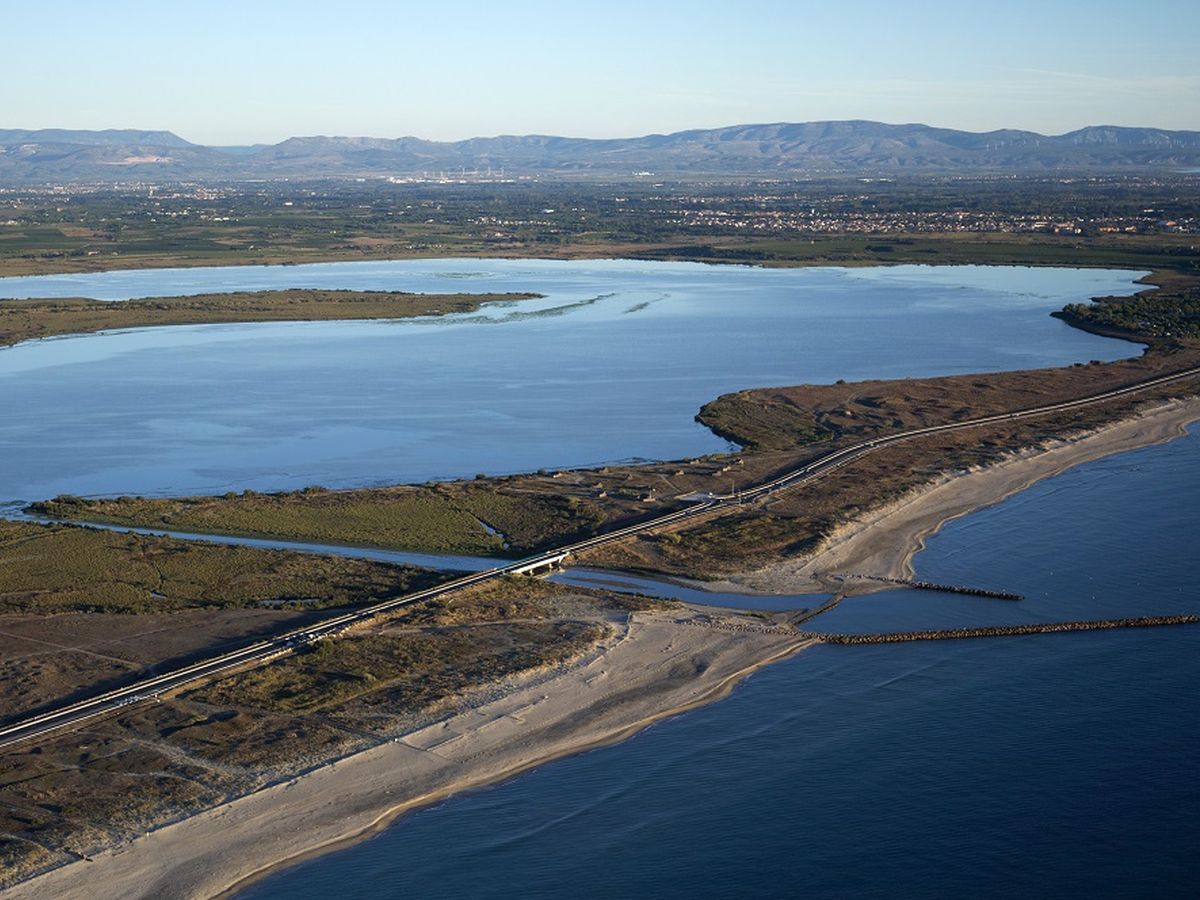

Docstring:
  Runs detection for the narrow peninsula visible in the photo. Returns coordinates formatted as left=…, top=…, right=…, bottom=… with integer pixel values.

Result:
left=0, top=289, right=539, bottom=349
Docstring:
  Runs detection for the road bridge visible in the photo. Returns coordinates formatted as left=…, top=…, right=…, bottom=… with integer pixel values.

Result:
left=510, top=552, right=570, bottom=576
left=3, top=361, right=1199, bottom=752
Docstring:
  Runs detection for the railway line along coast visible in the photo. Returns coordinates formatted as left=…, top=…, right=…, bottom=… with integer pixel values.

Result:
left=3, top=245, right=1200, bottom=898
left=6, top=358, right=1200, bottom=754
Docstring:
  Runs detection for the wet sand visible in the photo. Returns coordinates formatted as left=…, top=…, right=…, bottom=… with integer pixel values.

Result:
left=704, top=397, right=1200, bottom=596
left=9, top=401, right=1199, bottom=900
left=6, top=608, right=810, bottom=900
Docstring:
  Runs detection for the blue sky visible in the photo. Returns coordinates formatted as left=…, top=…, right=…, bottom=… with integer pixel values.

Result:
left=4, top=0, right=1197, bottom=143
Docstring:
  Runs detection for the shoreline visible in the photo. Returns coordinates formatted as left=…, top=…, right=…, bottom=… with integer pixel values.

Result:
left=6, top=407, right=1196, bottom=899
left=0, top=289, right=542, bottom=352
left=0, top=244, right=1168, bottom=281
left=699, top=397, right=1200, bottom=597
left=2, top=255, right=1193, bottom=896
left=5, top=608, right=811, bottom=900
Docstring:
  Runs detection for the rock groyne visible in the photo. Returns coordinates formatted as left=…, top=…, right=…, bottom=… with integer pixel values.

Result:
left=805, top=614, right=1200, bottom=644
left=841, top=573, right=1024, bottom=601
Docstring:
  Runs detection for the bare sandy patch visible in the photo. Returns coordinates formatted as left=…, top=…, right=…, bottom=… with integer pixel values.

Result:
left=701, top=397, right=1200, bottom=596
left=7, top=607, right=810, bottom=900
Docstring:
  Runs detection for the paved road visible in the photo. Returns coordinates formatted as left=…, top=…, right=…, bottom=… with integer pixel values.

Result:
left=3, top=362, right=1198, bottom=752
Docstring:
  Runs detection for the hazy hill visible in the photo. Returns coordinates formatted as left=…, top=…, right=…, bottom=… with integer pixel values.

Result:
left=2, top=121, right=1198, bottom=182
left=0, top=128, right=196, bottom=147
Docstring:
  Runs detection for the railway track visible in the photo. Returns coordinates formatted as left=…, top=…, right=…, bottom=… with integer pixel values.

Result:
left=3, top=361, right=1198, bottom=752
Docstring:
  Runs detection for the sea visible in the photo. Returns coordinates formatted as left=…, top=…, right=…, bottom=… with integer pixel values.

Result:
left=236, top=424, right=1200, bottom=900
left=2, top=259, right=1195, bottom=898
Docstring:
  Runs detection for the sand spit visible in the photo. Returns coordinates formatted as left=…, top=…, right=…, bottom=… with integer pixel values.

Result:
left=704, top=397, right=1200, bottom=596
left=10, top=400, right=1200, bottom=899
left=6, top=609, right=811, bottom=900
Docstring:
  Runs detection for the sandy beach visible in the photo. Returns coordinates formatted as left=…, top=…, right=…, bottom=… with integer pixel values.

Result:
left=703, top=396, right=1200, bottom=596
left=5, top=608, right=811, bottom=900
left=8, top=398, right=1200, bottom=900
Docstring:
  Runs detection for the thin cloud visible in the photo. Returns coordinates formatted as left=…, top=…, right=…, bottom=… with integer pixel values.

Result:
left=1019, top=69, right=1200, bottom=93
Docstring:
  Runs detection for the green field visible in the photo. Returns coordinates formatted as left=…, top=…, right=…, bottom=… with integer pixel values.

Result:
left=2, top=177, right=1196, bottom=278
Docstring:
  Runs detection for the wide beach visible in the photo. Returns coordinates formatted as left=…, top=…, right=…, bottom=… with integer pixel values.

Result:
left=704, top=396, right=1200, bottom=596
left=5, top=606, right=810, bottom=900
left=10, top=396, right=1200, bottom=900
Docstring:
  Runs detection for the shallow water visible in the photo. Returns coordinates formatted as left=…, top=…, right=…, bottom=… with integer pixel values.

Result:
left=237, top=427, right=1200, bottom=900
left=10, top=504, right=826, bottom=610
left=549, top=566, right=828, bottom=611
left=1, top=260, right=1138, bottom=501
left=5, top=258, right=1191, bottom=897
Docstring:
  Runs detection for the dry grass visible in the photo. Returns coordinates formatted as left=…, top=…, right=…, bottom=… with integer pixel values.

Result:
left=0, top=581, right=649, bottom=886
left=0, top=521, right=436, bottom=615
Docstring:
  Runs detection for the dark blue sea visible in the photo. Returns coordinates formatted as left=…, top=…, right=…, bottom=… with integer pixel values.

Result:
left=238, top=427, right=1200, bottom=899
left=3, top=259, right=1192, bottom=897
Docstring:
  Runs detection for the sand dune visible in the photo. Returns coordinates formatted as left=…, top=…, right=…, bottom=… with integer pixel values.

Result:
left=704, top=397, right=1200, bottom=596
left=11, top=399, right=1199, bottom=900
left=7, top=609, right=810, bottom=900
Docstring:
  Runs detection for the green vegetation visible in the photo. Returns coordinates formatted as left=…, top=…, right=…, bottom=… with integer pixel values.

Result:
left=0, top=289, right=537, bottom=348
left=1058, top=275, right=1200, bottom=340
left=2, top=177, right=1195, bottom=278
left=648, top=232, right=1200, bottom=272
left=451, top=488, right=607, bottom=552
left=32, top=481, right=608, bottom=557
left=0, top=520, right=437, bottom=614
left=32, top=491, right=506, bottom=556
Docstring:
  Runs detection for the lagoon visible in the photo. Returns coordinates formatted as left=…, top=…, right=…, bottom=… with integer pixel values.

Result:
left=3, top=257, right=1192, bottom=898
left=0, top=260, right=1140, bottom=502
left=236, top=423, right=1200, bottom=900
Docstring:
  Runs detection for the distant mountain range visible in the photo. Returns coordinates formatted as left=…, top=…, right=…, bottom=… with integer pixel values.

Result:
left=2, top=121, right=1199, bottom=182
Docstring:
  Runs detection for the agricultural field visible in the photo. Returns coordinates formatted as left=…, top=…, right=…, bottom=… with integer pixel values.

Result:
left=2, top=176, right=1196, bottom=277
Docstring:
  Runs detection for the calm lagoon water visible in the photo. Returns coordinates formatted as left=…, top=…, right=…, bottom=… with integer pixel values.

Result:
left=5, top=258, right=1192, bottom=898
left=0, top=259, right=1140, bottom=501
left=238, top=425, right=1200, bottom=900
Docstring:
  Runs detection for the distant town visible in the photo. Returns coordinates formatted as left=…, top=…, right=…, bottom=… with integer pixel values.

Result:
left=1, top=173, right=1197, bottom=275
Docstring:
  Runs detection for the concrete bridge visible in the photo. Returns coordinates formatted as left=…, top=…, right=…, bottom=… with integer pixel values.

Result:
left=509, top=552, right=570, bottom=577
